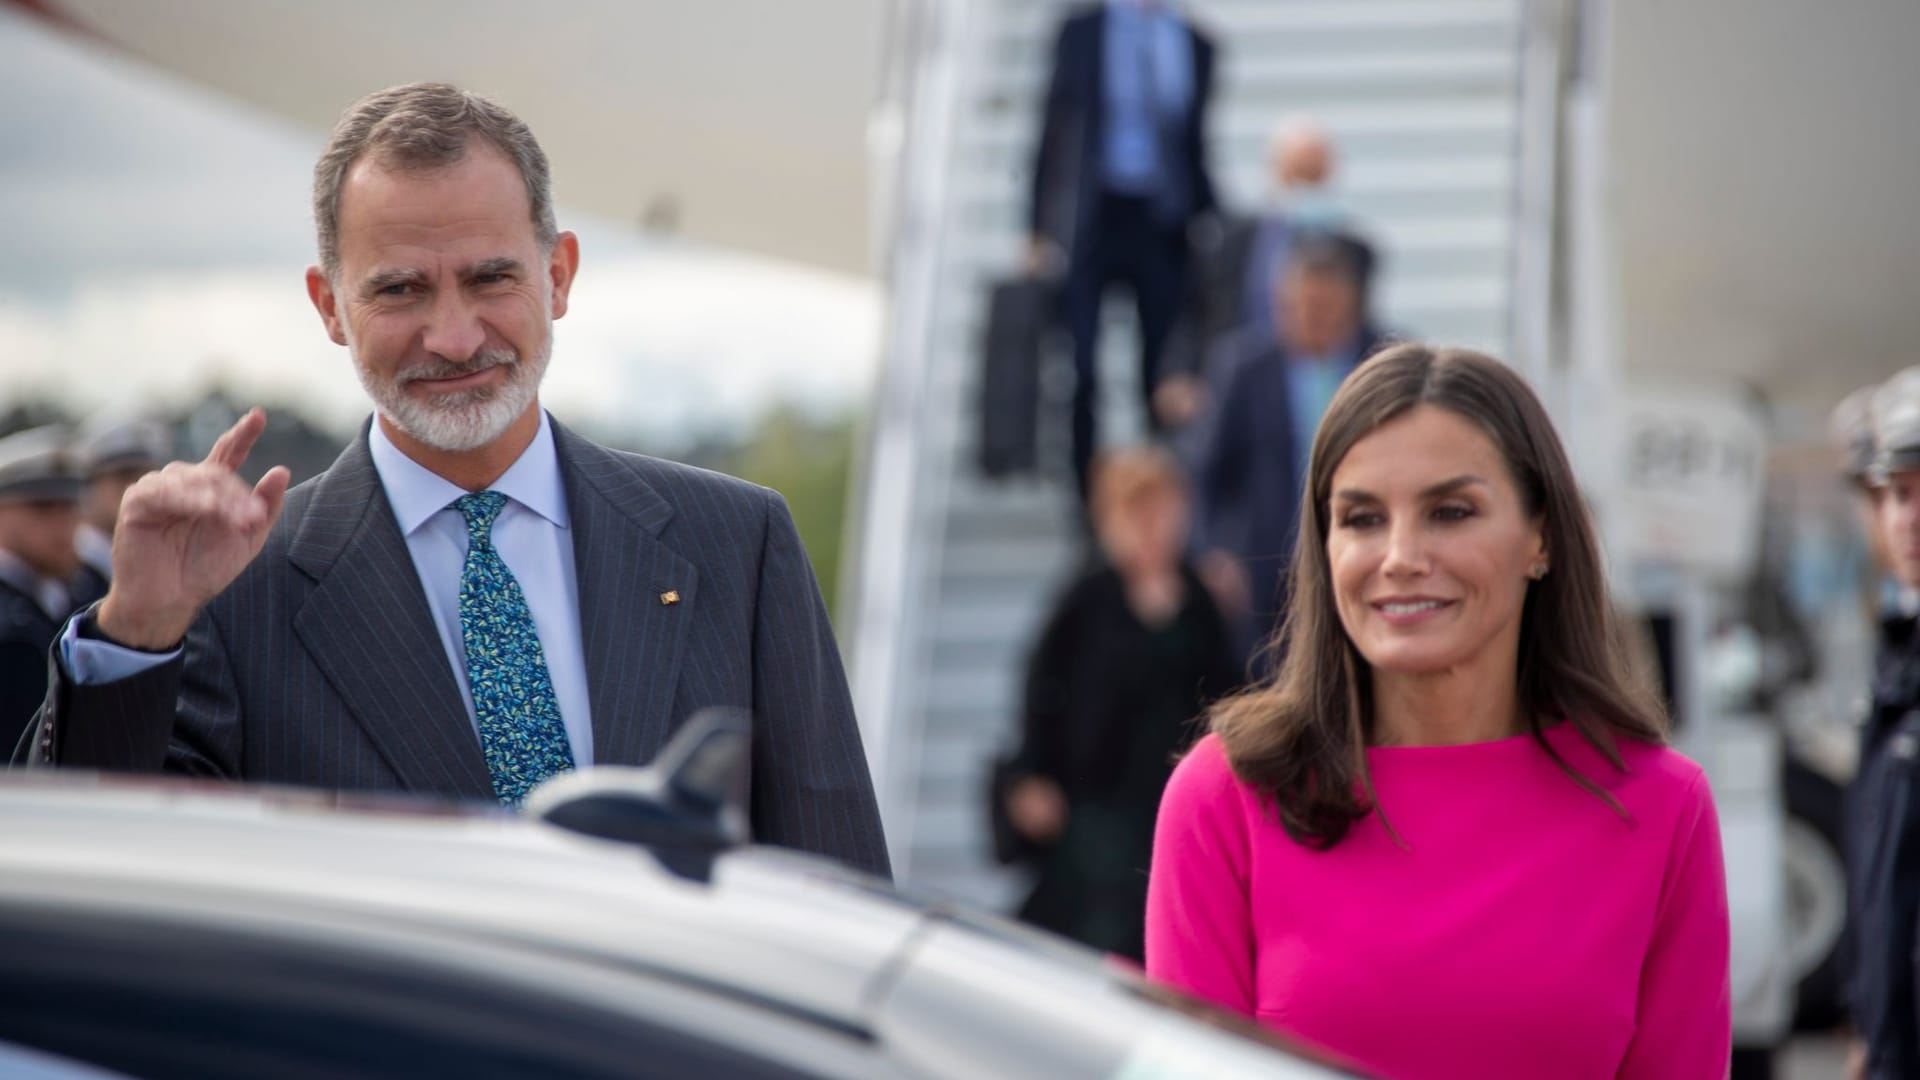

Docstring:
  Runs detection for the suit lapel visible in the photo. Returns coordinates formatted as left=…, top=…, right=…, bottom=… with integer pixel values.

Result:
left=552, top=421, right=696, bottom=768
left=287, top=430, right=493, bottom=799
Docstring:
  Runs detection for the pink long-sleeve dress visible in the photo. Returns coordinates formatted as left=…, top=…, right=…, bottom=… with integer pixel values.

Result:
left=1146, top=725, right=1731, bottom=1079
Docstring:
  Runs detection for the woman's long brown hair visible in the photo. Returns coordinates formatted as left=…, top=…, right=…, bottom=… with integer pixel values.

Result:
left=1210, top=344, right=1668, bottom=849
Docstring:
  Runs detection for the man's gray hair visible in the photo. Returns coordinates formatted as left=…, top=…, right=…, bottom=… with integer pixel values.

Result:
left=312, top=82, right=558, bottom=280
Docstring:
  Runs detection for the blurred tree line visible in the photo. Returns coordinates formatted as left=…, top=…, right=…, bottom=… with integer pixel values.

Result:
left=0, top=392, right=861, bottom=626
left=675, top=406, right=858, bottom=620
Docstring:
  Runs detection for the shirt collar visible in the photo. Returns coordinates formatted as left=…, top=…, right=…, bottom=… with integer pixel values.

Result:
left=368, top=411, right=571, bottom=537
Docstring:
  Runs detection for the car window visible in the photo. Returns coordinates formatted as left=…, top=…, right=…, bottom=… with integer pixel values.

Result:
left=0, top=904, right=843, bottom=1080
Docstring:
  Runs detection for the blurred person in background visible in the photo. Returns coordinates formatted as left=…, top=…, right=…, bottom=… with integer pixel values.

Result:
left=1831, top=383, right=1905, bottom=619
left=16, top=82, right=888, bottom=879
left=1154, top=116, right=1373, bottom=423
left=1028, top=0, right=1218, bottom=501
left=1148, top=345, right=1731, bottom=1078
left=996, top=446, right=1239, bottom=961
left=1234, top=116, right=1356, bottom=342
left=69, top=413, right=172, bottom=609
left=1846, top=368, right=1920, bottom=1079
left=1185, top=232, right=1383, bottom=655
left=0, top=427, right=84, bottom=756
left=1833, top=385, right=1886, bottom=564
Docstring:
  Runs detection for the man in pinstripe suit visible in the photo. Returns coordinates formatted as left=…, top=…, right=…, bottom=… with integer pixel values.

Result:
left=18, top=83, right=890, bottom=879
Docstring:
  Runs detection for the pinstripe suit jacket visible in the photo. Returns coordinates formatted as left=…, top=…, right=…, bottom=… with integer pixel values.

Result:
left=24, top=418, right=890, bottom=878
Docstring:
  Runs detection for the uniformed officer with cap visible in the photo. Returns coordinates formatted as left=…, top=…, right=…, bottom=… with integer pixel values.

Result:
left=1834, top=383, right=1897, bottom=604
left=70, top=412, right=171, bottom=609
left=1848, top=367, right=1920, bottom=1079
left=1835, top=384, right=1882, bottom=491
left=0, top=425, right=83, bottom=757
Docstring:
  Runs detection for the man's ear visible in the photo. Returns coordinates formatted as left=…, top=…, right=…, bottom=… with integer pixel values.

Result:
left=306, top=266, right=348, bottom=346
left=547, top=232, right=580, bottom=320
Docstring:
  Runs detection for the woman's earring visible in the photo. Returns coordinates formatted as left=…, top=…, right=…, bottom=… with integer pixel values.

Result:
left=1529, top=563, right=1549, bottom=581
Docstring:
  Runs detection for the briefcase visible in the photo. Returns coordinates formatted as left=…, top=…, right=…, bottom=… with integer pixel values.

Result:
left=977, top=276, right=1054, bottom=477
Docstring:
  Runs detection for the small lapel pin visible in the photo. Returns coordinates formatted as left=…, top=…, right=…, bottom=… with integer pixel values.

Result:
left=660, top=590, right=681, bottom=606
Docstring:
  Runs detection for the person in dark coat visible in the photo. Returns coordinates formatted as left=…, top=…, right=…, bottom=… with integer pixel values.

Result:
left=1186, top=232, right=1383, bottom=656
left=1027, top=0, right=1218, bottom=501
left=21, top=83, right=889, bottom=879
left=1847, top=368, right=1920, bottom=1079
left=0, top=426, right=84, bottom=757
left=999, top=446, right=1240, bottom=960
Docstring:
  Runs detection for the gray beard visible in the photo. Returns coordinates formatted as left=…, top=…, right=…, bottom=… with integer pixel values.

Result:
left=355, top=343, right=549, bottom=453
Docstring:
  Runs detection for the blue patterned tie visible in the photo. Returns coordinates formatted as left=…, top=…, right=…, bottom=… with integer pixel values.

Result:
left=453, top=491, right=574, bottom=806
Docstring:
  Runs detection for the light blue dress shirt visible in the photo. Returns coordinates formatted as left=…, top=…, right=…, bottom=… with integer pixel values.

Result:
left=1101, top=0, right=1193, bottom=194
left=1286, top=353, right=1355, bottom=497
left=63, top=411, right=596, bottom=765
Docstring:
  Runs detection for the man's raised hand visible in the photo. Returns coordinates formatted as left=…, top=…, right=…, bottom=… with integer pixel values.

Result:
left=96, top=408, right=291, bottom=649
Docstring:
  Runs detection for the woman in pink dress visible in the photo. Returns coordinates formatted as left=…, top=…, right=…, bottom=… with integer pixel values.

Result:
left=1146, top=344, right=1731, bottom=1078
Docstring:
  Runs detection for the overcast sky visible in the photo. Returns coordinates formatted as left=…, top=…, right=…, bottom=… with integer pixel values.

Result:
left=0, top=6, right=879, bottom=446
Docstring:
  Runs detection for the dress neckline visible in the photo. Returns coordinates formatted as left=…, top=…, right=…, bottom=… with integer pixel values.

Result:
left=1365, top=722, right=1570, bottom=757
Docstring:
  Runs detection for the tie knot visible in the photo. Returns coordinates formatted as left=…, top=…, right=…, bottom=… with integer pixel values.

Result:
left=453, top=491, right=508, bottom=540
